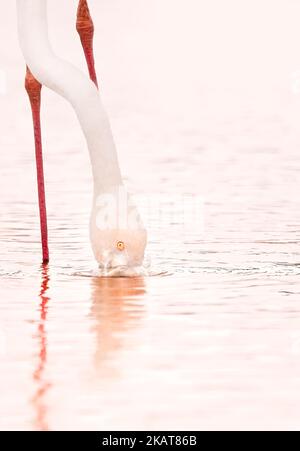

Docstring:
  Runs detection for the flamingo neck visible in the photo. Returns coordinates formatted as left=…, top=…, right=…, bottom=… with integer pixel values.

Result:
left=17, top=0, right=123, bottom=196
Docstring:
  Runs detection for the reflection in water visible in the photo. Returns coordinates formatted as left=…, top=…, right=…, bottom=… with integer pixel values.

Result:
left=90, top=277, right=146, bottom=376
left=32, top=264, right=51, bottom=431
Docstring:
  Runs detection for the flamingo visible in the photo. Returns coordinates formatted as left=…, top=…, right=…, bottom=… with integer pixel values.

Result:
left=17, top=0, right=147, bottom=273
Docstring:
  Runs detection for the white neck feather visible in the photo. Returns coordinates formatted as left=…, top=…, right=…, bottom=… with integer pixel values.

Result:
left=17, top=0, right=123, bottom=194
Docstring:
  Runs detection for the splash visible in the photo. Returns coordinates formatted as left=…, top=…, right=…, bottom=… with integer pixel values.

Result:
left=96, top=265, right=170, bottom=278
left=71, top=263, right=170, bottom=278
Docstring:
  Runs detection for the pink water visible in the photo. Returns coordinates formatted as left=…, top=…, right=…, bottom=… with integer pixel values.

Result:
left=1, top=0, right=300, bottom=431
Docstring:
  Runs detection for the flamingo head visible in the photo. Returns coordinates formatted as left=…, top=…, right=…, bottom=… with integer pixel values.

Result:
left=90, top=188, right=147, bottom=275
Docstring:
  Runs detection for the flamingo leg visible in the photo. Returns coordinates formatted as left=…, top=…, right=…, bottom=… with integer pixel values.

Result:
left=25, top=67, right=49, bottom=263
left=77, top=0, right=99, bottom=88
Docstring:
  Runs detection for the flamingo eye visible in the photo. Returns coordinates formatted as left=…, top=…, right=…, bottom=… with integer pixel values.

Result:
left=116, top=241, right=125, bottom=251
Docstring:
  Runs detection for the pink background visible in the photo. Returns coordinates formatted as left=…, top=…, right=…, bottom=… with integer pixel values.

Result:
left=0, top=0, right=300, bottom=431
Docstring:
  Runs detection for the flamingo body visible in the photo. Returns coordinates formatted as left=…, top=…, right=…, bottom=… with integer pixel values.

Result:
left=17, top=0, right=147, bottom=272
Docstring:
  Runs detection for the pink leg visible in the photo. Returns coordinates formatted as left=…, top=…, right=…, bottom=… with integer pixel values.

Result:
left=77, top=0, right=99, bottom=88
left=25, top=67, right=49, bottom=264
